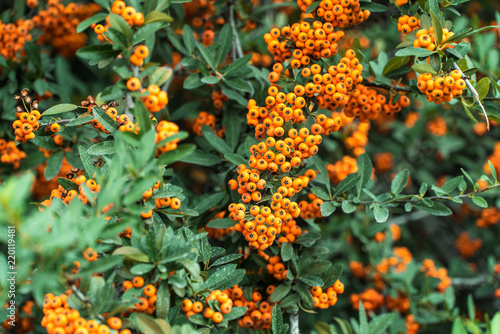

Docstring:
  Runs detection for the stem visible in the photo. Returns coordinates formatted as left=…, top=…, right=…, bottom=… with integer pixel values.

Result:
left=340, top=183, right=500, bottom=206
left=461, top=96, right=500, bottom=101
left=451, top=275, right=488, bottom=288
left=361, top=81, right=413, bottom=93
left=290, top=312, right=300, bottom=334
left=229, top=4, right=243, bottom=60
left=453, top=63, right=490, bottom=131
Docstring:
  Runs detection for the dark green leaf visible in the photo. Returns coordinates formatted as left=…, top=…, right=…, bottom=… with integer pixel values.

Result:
left=87, top=140, right=116, bottom=155
left=202, top=125, right=232, bottom=154
left=395, top=47, right=434, bottom=58
left=272, top=305, right=284, bottom=334
left=391, top=169, right=409, bottom=194
left=356, top=153, right=372, bottom=196
left=471, top=196, right=488, bottom=208
left=43, top=104, right=78, bottom=116
left=182, top=24, right=196, bottom=54
left=271, top=284, right=292, bottom=303
left=45, top=151, right=64, bottom=181
left=157, top=144, right=196, bottom=165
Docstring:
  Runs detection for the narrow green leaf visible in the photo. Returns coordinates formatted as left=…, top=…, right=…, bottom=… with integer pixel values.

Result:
left=157, top=144, right=196, bottom=165
left=87, top=141, right=116, bottom=155
left=182, top=25, right=196, bottom=54
left=45, top=151, right=64, bottom=181
left=391, top=169, right=410, bottom=194
left=43, top=104, right=78, bottom=116
left=272, top=305, right=284, bottom=334
left=471, top=196, right=488, bottom=208
left=202, top=125, right=232, bottom=155
left=196, top=42, right=217, bottom=71
left=356, top=153, right=372, bottom=197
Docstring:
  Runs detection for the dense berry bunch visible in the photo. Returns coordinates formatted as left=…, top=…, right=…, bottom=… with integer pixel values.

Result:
left=93, top=0, right=144, bottom=43
left=0, top=139, right=26, bottom=169
left=12, top=89, right=41, bottom=143
left=0, top=19, right=33, bottom=60
left=155, top=120, right=181, bottom=156
left=327, top=155, right=358, bottom=184
left=192, top=111, right=225, bottom=137
left=413, top=27, right=454, bottom=51
left=297, top=0, right=370, bottom=28
left=41, top=292, right=130, bottom=334
left=417, top=71, right=466, bottom=103
left=121, top=277, right=158, bottom=315
left=141, top=84, right=169, bottom=113
left=455, top=231, right=482, bottom=259
left=420, top=259, right=452, bottom=292
left=310, top=279, right=344, bottom=309
left=483, top=142, right=500, bottom=176
left=33, top=0, right=100, bottom=57
left=397, top=15, right=420, bottom=34
left=426, top=117, right=447, bottom=136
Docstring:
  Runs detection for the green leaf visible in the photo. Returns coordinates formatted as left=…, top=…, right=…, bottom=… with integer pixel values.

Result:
left=77, top=44, right=120, bottom=63
left=359, top=301, right=368, bottom=334
left=488, top=160, right=498, bottom=182
left=78, top=256, right=123, bottom=276
left=342, top=200, right=356, bottom=213
left=305, top=1, right=320, bottom=14
left=149, top=67, right=172, bottom=87
left=312, top=154, right=331, bottom=195
left=334, top=173, right=360, bottom=197
left=311, top=187, right=330, bottom=200
left=451, top=318, right=467, bottom=334
left=78, top=145, right=96, bottom=177
left=411, top=62, right=437, bottom=75
left=182, top=25, right=196, bottom=54
left=491, top=312, right=500, bottom=334
left=93, top=106, right=118, bottom=132
left=207, top=218, right=235, bottom=229
left=152, top=184, right=183, bottom=199
left=157, top=144, right=196, bottom=165
left=224, top=306, right=247, bottom=321
left=225, top=78, right=253, bottom=93
left=183, top=73, right=204, bottom=89
left=320, top=201, right=335, bottom=217
left=211, top=254, right=243, bottom=267
left=475, top=77, right=490, bottom=101
left=395, top=47, right=434, bottom=58
left=467, top=294, right=475, bottom=321
left=440, top=176, right=464, bottom=194
left=196, top=42, right=217, bottom=71
left=155, top=281, right=170, bottom=319
left=87, top=140, right=116, bottom=155
left=144, top=11, right=173, bottom=24
left=383, top=56, right=410, bottom=76
left=471, top=196, right=488, bottom=208
left=42, top=104, right=78, bottom=116
left=391, top=169, right=410, bottom=194
left=271, top=284, right=291, bottom=303
left=429, top=10, right=443, bottom=46
left=112, top=246, right=150, bottom=262
left=195, top=192, right=225, bottom=213
left=216, top=24, right=233, bottom=65
left=132, top=313, right=169, bottom=334
left=359, top=1, right=387, bottom=12
left=224, top=54, right=252, bottom=77
left=45, top=151, right=64, bottom=181
left=298, top=275, right=324, bottom=287
left=132, top=22, right=166, bottom=44
left=76, top=13, right=108, bottom=33
left=225, top=153, right=247, bottom=166
left=369, top=313, right=395, bottom=334
left=130, top=263, right=155, bottom=275
left=180, top=150, right=223, bottom=166
left=58, top=177, right=78, bottom=191
left=444, top=286, right=455, bottom=309
left=414, top=201, right=452, bottom=216
left=281, top=243, right=293, bottom=261
left=356, top=153, right=372, bottom=197
left=202, top=125, right=232, bottom=154
left=373, top=205, right=389, bottom=223
left=272, top=305, right=284, bottom=334
left=201, top=76, right=220, bottom=84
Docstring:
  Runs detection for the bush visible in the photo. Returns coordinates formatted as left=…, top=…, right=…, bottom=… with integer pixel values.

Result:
left=0, top=0, right=500, bottom=333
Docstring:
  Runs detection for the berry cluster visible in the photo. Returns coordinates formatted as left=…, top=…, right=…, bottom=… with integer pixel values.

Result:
left=41, top=293, right=130, bottom=334
left=140, top=181, right=181, bottom=218
left=0, top=18, right=33, bottom=61
left=397, top=15, right=420, bottom=34
left=264, top=255, right=289, bottom=281
left=483, top=142, right=500, bottom=176
left=374, top=152, right=394, bottom=174
left=297, top=0, right=370, bottom=29
left=33, top=0, right=100, bottom=57
left=83, top=247, right=98, bottom=262
left=476, top=207, right=500, bottom=228
left=298, top=192, right=324, bottom=219
left=182, top=289, right=233, bottom=324
left=417, top=71, right=466, bottom=103
left=350, top=288, right=384, bottom=311
left=12, top=89, right=41, bottom=143
left=129, top=45, right=149, bottom=67
left=455, top=231, right=482, bottom=259
left=122, top=277, right=158, bottom=315
left=93, top=0, right=144, bottom=43
left=327, top=155, right=358, bottom=184
left=226, top=285, right=277, bottom=330
left=155, top=120, right=181, bottom=156
left=420, top=259, right=452, bottom=292
left=413, top=27, right=455, bottom=51
left=426, top=117, right=447, bottom=136
left=0, top=139, right=26, bottom=169
left=141, top=84, right=169, bottom=113
left=310, top=279, right=344, bottom=309
left=211, top=90, right=228, bottom=109
left=192, top=111, right=225, bottom=137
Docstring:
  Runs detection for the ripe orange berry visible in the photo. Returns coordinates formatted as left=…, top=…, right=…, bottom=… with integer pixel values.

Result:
left=50, top=123, right=60, bottom=133
left=132, top=276, right=144, bottom=288
left=126, top=77, right=141, bottom=91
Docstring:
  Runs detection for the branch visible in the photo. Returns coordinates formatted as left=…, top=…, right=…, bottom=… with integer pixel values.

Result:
left=460, top=96, right=500, bottom=101
left=361, top=81, right=413, bottom=93
left=290, top=312, right=300, bottom=334
left=451, top=275, right=488, bottom=288
left=453, top=63, right=490, bottom=131
left=340, top=183, right=500, bottom=206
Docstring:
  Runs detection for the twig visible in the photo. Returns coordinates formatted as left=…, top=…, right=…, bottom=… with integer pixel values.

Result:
left=290, top=312, right=300, bottom=334
left=340, top=183, right=500, bottom=206
left=451, top=275, right=488, bottom=288
left=461, top=96, right=500, bottom=101
left=229, top=5, right=244, bottom=60
left=362, top=81, right=413, bottom=93
left=453, top=63, right=490, bottom=131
